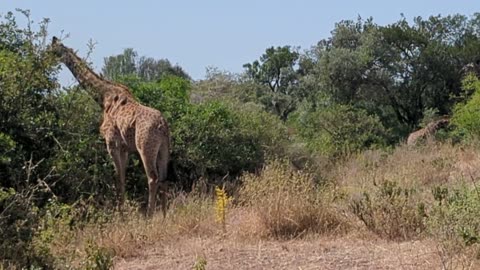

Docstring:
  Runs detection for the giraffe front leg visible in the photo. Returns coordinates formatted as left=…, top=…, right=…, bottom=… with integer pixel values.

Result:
left=107, top=142, right=128, bottom=211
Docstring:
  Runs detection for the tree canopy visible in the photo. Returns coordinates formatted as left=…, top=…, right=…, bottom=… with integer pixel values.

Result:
left=102, top=48, right=190, bottom=81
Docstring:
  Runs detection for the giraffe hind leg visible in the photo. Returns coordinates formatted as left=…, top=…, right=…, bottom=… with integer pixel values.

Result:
left=157, top=145, right=169, bottom=217
left=139, top=149, right=159, bottom=218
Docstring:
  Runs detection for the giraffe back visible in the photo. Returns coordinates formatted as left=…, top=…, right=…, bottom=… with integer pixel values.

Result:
left=407, top=118, right=449, bottom=146
left=101, top=94, right=169, bottom=153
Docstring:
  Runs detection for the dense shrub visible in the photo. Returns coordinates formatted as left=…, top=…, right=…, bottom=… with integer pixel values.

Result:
left=350, top=180, right=426, bottom=240
left=172, top=101, right=264, bottom=186
left=290, top=103, right=389, bottom=158
left=50, top=89, right=115, bottom=203
left=0, top=11, right=62, bottom=268
left=0, top=11, right=60, bottom=188
left=232, top=102, right=290, bottom=158
left=429, top=186, right=480, bottom=249
left=0, top=188, right=53, bottom=268
left=120, top=74, right=190, bottom=123
left=452, top=75, right=480, bottom=139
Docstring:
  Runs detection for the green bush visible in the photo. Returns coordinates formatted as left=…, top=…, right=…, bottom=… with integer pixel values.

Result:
left=0, top=188, right=53, bottom=268
left=0, top=133, right=15, bottom=164
left=350, top=180, right=426, bottom=240
left=429, top=186, right=480, bottom=248
left=83, top=241, right=114, bottom=270
left=172, top=101, right=263, bottom=185
left=120, top=74, right=190, bottom=123
left=233, top=102, right=290, bottom=158
left=451, top=75, right=480, bottom=140
left=0, top=11, right=60, bottom=188
left=290, top=103, right=389, bottom=158
left=50, top=89, right=115, bottom=203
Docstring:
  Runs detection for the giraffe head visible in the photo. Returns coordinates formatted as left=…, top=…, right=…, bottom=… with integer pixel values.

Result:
left=50, top=36, right=69, bottom=61
left=462, top=58, right=480, bottom=77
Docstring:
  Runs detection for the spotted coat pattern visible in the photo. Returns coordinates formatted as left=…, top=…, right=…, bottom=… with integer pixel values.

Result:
left=407, top=118, right=450, bottom=146
left=52, top=37, right=170, bottom=216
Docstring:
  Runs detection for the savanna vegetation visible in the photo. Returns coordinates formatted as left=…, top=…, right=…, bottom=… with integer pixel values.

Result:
left=3, top=9, right=480, bottom=269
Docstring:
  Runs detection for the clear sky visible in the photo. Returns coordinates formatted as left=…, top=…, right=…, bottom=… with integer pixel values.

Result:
left=2, top=0, right=480, bottom=85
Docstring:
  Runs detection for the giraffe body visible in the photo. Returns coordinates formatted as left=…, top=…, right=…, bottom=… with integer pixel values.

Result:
left=51, top=37, right=169, bottom=216
left=407, top=118, right=449, bottom=146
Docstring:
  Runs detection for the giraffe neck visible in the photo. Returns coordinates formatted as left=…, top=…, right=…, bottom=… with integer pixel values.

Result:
left=61, top=47, right=133, bottom=103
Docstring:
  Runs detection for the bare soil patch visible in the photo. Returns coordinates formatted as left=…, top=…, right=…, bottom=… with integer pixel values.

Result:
left=115, top=235, right=445, bottom=270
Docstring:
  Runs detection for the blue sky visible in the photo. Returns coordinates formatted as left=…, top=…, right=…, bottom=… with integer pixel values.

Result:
left=2, top=1, right=480, bottom=85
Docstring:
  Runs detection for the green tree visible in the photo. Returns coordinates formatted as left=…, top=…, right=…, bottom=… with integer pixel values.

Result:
left=305, top=14, right=480, bottom=131
left=101, top=48, right=137, bottom=81
left=0, top=10, right=60, bottom=188
left=243, top=46, right=301, bottom=121
left=118, top=74, right=191, bottom=122
left=0, top=10, right=66, bottom=268
left=102, top=48, right=190, bottom=81
left=452, top=75, right=480, bottom=139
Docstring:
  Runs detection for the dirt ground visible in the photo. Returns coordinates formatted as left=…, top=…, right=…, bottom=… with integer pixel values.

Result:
left=114, top=235, right=461, bottom=270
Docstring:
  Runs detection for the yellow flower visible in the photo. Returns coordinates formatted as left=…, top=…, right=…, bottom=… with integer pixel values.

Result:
left=215, top=186, right=232, bottom=231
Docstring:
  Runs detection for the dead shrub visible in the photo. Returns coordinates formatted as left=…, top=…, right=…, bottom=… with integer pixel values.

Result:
left=239, top=160, right=347, bottom=239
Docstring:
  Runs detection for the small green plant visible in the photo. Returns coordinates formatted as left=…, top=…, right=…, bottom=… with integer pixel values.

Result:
left=83, top=240, right=114, bottom=270
left=0, top=187, right=54, bottom=268
left=192, top=255, right=207, bottom=270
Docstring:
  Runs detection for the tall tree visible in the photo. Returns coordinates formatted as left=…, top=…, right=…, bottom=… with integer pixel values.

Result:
left=305, top=14, right=480, bottom=129
left=102, top=48, right=190, bottom=81
left=243, top=46, right=301, bottom=121
left=101, top=48, right=137, bottom=81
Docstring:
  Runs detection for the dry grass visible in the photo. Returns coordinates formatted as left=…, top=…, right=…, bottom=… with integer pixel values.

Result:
left=334, top=142, right=480, bottom=262
left=40, top=142, right=480, bottom=268
left=336, top=142, right=480, bottom=189
left=239, top=160, right=349, bottom=239
left=44, top=192, right=217, bottom=268
left=115, top=236, right=449, bottom=270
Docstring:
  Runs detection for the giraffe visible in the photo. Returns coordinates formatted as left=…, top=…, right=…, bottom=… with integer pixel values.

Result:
left=462, top=59, right=480, bottom=77
left=407, top=117, right=450, bottom=146
left=50, top=37, right=170, bottom=217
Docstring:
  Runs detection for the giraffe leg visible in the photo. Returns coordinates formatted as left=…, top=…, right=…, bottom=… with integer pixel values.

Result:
left=139, top=150, right=159, bottom=218
left=157, top=145, right=170, bottom=217
left=117, top=149, right=128, bottom=208
left=107, top=142, right=128, bottom=210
